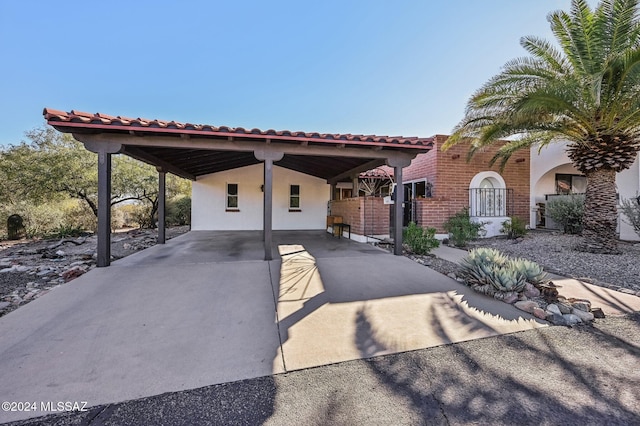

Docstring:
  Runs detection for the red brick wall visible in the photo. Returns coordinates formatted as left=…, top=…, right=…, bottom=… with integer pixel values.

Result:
left=413, top=197, right=452, bottom=233
left=331, top=136, right=530, bottom=236
left=404, top=135, right=530, bottom=227
left=361, top=196, right=390, bottom=235
left=329, top=198, right=362, bottom=234
left=329, top=197, right=390, bottom=236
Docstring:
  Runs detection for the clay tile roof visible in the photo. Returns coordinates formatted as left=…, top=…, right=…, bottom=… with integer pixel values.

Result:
left=43, top=108, right=434, bottom=150
left=359, top=167, right=394, bottom=179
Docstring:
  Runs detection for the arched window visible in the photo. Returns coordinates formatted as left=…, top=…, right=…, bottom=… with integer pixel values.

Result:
left=469, top=172, right=507, bottom=217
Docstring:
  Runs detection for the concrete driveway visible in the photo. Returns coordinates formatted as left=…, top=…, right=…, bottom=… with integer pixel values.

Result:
left=0, top=231, right=545, bottom=423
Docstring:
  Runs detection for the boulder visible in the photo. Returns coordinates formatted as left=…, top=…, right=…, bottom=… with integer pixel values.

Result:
left=514, top=300, right=539, bottom=314
left=546, top=304, right=562, bottom=316
left=572, top=309, right=594, bottom=322
left=532, top=307, right=547, bottom=320
left=557, top=302, right=572, bottom=314
left=571, top=301, right=591, bottom=312
left=562, top=313, right=582, bottom=325
left=61, top=266, right=86, bottom=282
left=523, top=283, right=541, bottom=298
left=503, top=293, right=519, bottom=304
left=546, top=313, right=567, bottom=326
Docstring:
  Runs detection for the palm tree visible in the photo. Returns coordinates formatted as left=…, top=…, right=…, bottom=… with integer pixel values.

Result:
left=444, top=0, right=640, bottom=254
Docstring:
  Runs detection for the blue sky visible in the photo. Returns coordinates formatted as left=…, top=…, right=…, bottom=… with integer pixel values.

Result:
left=0, top=0, right=595, bottom=147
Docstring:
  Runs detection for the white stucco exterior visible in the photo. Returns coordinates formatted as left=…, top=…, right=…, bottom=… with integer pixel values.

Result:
left=530, top=143, right=640, bottom=241
left=192, top=164, right=330, bottom=231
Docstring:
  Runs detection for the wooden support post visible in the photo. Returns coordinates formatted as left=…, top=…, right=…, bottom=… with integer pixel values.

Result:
left=97, top=151, right=112, bottom=266
left=254, top=149, right=284, bottom=261
left=82, top=141, right=121, bottom=267
left=393, top=166, right=404, bottom=255
left=386, top=155, right=412, bottom=256
left=158, top=168, right=166, bottom=244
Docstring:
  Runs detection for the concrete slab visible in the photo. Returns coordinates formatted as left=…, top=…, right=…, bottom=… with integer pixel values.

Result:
left=0, top=230, right=549, bottom=423
left=274, top=247, right=545, bottom=372
left=0, top=258, right=282, bottom=423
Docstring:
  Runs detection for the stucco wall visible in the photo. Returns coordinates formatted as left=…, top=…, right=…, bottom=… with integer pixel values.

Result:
left=530, top=143, right=640, bottom=241
left=618, top=156, right=640, bottom=240
left=192, top=164, right=330, bottom=231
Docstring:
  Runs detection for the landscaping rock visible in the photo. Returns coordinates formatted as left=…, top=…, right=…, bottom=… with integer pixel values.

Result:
left=547, top=313, right=567, bottom=326
left=532, top=307, right=547, bottom=320
left=0, top=301, right=9, bottom=310
left=503, top=293, right=519, bottom=304
left=572, top=309, right=594, bottom=322
left=523, top=282, right=541, bottom=298
left=546, top=304, right=562, bottom=316
left=61, top=266, right=86, bottom=282
left=591, top=307, right=606, bottom=319
left=557, top=302, right=572, bottom=314
left=571, top=301, right=591, bottom=312
left=514, top=300, right=538, bottom=313
left=562, top=313, right=582, bottom=325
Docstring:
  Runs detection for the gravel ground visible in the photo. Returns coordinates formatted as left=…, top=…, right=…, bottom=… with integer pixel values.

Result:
left=467, top=230, right=640, bottom=293
left=401, top=230, right=640, bottom=296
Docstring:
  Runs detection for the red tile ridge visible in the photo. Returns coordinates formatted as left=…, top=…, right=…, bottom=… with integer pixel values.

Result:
left=43, top=108, right=435, bottom=148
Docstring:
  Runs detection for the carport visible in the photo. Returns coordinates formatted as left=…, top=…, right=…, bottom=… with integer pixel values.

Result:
left=43, top=109, right=433, bottom=266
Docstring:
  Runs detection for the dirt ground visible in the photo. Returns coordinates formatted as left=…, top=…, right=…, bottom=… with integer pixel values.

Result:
left=0, top=226, right=189, bottom=317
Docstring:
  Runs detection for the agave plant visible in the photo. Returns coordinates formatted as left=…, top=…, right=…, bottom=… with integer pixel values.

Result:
left=508, top=258, right=548, bottom=285
left=489, top=267, right=527, bottom=293
left=459, top=248, right=505, bottom=288
left=459, top=248, right=545, bottom=299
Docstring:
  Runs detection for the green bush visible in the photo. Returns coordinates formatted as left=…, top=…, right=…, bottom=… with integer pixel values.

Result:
left=546, top=195, right=584, bottom=234
left=403, top=222, right=439, bottom=255
left=45, top=224, right=86, bottom=239
left=500, top=216, right=528, bottom=239
left=620, top=197, right=640, bottom=238
left=166, top=196, right=191, bottom=226
left=443, top=208, right=484, bottom=247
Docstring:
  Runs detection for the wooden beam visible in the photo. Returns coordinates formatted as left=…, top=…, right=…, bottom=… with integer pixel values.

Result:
left=74, top=133, right=421, bottom=161
left=327, top=159, right=386, bottom=184
left=121, top=146, right=196, bottom=181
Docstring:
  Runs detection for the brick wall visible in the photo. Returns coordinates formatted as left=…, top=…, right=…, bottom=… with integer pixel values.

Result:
left=413, top=197, right=452, bottom=233
left=404, top=135, right=530, bottom=228
left=329, top=197, right=390, bottom=236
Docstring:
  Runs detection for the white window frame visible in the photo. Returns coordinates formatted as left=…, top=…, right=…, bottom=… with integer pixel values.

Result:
left=226, top=183, right=239, bottom=210
left=289, top=184, right=301, bottom=210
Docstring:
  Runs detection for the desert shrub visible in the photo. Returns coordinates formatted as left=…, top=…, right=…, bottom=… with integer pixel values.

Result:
left=546, top=195, right=584, bottom=234
left=45, top=224, right=86, bottom=239
left=403, top=222, right=439, bottom=255
left=500, top=216, right=528, bottom=239
left=620, top=197, right=640, bottom=238
left=443, top=208, right=484, bottom=247
left=166, top=196, right=191, bottom=226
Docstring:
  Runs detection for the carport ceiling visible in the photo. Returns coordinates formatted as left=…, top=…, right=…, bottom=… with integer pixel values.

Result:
left=44, top=109, right=434, bottom=181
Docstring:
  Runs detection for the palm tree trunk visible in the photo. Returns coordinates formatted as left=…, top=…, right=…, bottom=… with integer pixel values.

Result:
left=580, top=168, right=620, bottom=254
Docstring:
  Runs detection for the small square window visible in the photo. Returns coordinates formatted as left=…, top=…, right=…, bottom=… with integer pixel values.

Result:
left=227, top=183, right=239, bottom=209
left=289, top=185, right=300, bottom=210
